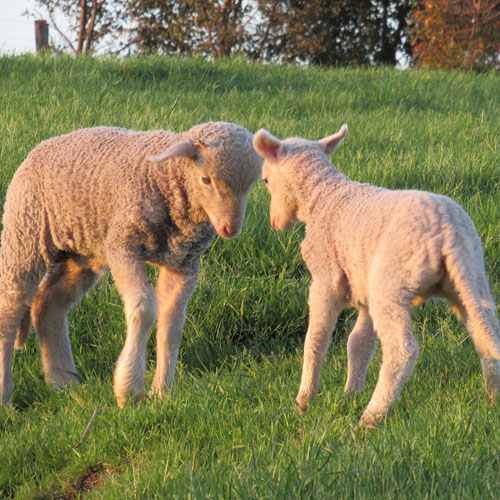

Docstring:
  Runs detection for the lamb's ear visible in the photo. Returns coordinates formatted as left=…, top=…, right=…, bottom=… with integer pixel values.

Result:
left=147, top=140, right=202, bottom=164
left=195, top=139, right=214, bottom=152
left=253, top=129, right=283, bottom=162
left=318, top=124, right=348, bottom=156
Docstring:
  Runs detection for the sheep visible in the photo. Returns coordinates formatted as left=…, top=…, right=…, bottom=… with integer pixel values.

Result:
left=0, top=122, right=262, bottom=407
left=253, top=124, right=500, bottom=428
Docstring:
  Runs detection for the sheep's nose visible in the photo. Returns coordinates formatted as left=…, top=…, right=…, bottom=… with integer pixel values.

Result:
left=222, top=224, right=238, bottom=238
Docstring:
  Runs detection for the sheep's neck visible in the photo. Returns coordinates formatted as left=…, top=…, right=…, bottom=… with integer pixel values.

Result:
left=150, top=165, right=206, bottom=229
left=294, top=159, right=351, bottom=224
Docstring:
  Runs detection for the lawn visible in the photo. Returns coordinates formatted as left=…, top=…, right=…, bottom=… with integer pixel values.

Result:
left=0, top=54, right=499, bottom=499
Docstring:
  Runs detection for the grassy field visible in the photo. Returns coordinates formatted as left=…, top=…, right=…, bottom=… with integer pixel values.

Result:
left=0, top=54, right=499, bottom=499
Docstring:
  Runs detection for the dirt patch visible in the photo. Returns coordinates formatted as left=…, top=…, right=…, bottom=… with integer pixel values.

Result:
left=38, top=463, right=106, bottom=500
left=65, top=463, right=105, bottom=498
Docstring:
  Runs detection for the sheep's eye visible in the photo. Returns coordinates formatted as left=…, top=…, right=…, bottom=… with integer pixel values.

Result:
left=263, top=178, right=269, bottom=184
left=201, top=176, right=212, bottom=185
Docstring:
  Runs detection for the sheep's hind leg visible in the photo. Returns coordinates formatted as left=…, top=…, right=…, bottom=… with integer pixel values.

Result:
left=296, top=279, right=343, bottom=411
left=0, top=261, right=43, bottom=405
left=478, top=296, right=500, bottom=400
left=109, top=257, right=157, bottom=407
left=344, top=307, right=378, bottom=395
left=0, top=288, right=34, bottom=405
left=31, top=259, right=100, bottom=388
left=359, top=300, right=419, bottom=428
left=152, top=266, right=198, bottom=397
left=449, top=280, right=500, bottom=401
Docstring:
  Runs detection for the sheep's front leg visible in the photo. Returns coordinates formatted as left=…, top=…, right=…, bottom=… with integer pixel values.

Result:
left=296, top=280, right=343, bottom=411
left=344, top=307, right=378, bottom=395
left=152, top=266, right=198, bottom=397
left=109, top=258, right=157, bottom=407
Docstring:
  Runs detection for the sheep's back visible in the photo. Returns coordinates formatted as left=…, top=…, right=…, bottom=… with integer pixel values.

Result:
left=3, top=127, right=178, bottom=262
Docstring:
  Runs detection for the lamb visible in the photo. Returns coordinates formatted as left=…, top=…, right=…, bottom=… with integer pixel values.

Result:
left=253, top=124, right=500, bottom=428
left=0, top=122, right=262, bottom=407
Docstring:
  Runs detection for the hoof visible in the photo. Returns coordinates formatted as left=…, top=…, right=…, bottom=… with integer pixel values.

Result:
left=294, top=403, right=307, bottom=415
left=295, top=393, right=310, bottom=413
left=357, top=410, right=385, bottom=430
left=49, top=370, right=81, bottom=389
left=115, top=391, right=144, bottom=408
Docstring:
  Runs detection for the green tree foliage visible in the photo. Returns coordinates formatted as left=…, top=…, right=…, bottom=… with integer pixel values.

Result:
left=123, top=0, right=252, bottom=57
left=31, top=0, right=414, bottom=65
left=33, top=0, right=127, bottom=55
left=254, top=0, right=413, bottom=66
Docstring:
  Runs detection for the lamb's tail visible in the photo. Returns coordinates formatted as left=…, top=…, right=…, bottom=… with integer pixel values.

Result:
left=445, top=247, right=500, bottom=361
left=14, top=308, right=31, bottom=350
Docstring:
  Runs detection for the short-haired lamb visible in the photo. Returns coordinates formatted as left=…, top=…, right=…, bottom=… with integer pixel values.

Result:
left=253, top=124, right=500, bottom=428
left=0, top=122, right=262, bottom=406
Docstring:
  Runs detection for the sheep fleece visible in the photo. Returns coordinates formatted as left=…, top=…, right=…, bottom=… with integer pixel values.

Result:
left=0, top=121, right=261, bottom=406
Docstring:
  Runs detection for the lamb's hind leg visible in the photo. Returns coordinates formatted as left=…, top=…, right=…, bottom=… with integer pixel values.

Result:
left=448, top=280, right=500, bottom=400
left=0, top=259, right=44, bottom=405
left=344, top=307, right=378, bottom=395
left=359, top=299, right=419, bottom=428
left=478, top=291, right=500, bottom=399
left=31, top=259, right=100, bottom=388
left=0, top=288, right=34, bottom=405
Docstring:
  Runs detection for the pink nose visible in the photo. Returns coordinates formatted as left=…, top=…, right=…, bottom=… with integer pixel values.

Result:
left=221, top=224, right=238, bottom=238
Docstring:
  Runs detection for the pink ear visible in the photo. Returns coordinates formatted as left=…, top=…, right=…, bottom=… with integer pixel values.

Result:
left=253, top=129, right=283, bottom=162
left=318, top=124, right=348, bottom=156
left=148, top=140, right=200, bottom=163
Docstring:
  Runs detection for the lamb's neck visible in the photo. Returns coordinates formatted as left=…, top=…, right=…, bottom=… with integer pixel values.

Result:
left=294, top=161, right=352, bottom=224
left=150, top=165, right=206, bottom=229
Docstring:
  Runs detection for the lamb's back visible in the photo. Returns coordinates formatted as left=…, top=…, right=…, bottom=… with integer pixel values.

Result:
left=304, top=183, right=474, bottom=306
left=3, top=127, right=178, bottom=260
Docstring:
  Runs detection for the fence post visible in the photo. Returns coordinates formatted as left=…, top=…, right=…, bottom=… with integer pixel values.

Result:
left=35, top=20, right=49, bottom=52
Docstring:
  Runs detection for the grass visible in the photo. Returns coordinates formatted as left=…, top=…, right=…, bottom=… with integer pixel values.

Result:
left=0, top=54, right=499, bottom=499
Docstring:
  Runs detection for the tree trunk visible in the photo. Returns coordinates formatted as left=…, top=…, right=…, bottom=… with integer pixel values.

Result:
left=76, top=0, right=88, bottom=55
left=84, top=0, right=104, bottom=54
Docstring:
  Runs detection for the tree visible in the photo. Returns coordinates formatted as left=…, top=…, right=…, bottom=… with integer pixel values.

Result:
left=123, top=0, right=253, bottom=57
left=28, top=0, right=127, bottom=55
left=411, top=0, right=500, bottom=71
left=253, top=0, right=413, bottom=66
left=374, top=0, right=413, bottom=65
left=29, top=0, right=414, bottom=65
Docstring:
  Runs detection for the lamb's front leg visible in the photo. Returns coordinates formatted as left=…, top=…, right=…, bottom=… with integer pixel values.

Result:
left=152, top=266, right=198, bottom=397
left=109, top=257, right=157, bottom=407
left=296, top=280, right=343, bottom=411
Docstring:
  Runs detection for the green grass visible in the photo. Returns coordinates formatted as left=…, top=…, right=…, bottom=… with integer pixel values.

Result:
left=0, top=54, right=499, bottom=499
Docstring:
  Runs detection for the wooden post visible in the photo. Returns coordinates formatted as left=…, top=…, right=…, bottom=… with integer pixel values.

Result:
left=35, top=20, right=49, bottom=52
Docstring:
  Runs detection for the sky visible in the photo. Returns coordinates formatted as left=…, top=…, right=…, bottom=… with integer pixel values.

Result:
left=0, top=0, right=37, bottom=54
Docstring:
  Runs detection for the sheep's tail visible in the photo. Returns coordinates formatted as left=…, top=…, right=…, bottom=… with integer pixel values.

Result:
left=14, top=308, right=31, bottom=350
left=444, top=245, right=500, bottom=361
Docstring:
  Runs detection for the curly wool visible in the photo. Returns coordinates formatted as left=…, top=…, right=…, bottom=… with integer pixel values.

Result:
left=0, top=121, right=262, bottom=406
left=254, top=126, right=500, bottom=428
left=1, top=122, right=257, bottom=282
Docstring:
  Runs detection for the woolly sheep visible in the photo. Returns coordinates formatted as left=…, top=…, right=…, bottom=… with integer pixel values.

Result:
left=253, top=124, right=500, bottom=428
left=0, top=122, right=261, bottom=407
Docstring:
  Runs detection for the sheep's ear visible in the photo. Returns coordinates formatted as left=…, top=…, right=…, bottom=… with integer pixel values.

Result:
left=318, top=124, right=348, bottom=156
left=195, top=139, right=214, bottom=152
left=147, top=140, right=202, bottom=164
left=253, top=129, right=283, bottom=162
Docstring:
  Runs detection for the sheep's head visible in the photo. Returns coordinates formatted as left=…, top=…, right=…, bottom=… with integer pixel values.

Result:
left=253, top=125, right=347, bottom=231
left=149, top=123, right=262, bottom=239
